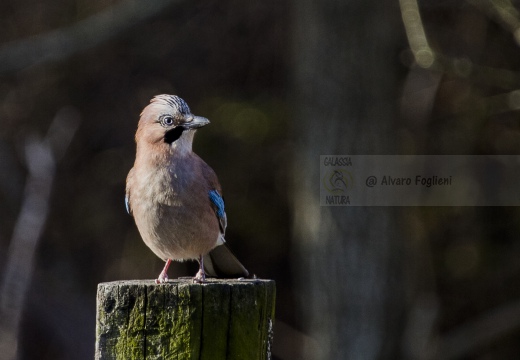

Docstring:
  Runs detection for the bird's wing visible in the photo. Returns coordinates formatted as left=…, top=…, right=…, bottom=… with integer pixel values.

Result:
left=203, top=244, right=249, bottom=278
left=125, top=194, right=131, bottom=215
left=209, top=189, right=227, bottom=235
left=125, top=168, right=134, bottom=216
left=204, top=166, right=249, bottom=278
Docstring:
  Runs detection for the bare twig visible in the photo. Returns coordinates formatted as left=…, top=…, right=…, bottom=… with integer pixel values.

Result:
left=0, top=0, right=180, bottom=74
left=399, top=0, right=436, bottom=69
left=0, top=108, right=80, bottom=360
left=400, top=0, right=520, bottom=90
left=467, top=0, right=520, bottom=46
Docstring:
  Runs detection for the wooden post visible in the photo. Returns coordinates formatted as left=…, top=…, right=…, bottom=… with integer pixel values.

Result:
left=95, top=279, right=275, bottom=360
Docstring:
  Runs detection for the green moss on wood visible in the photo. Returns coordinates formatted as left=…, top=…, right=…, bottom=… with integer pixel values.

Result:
left=95, top=279, right=275, bottom=360
left=200, top=283, right=231, bottom=359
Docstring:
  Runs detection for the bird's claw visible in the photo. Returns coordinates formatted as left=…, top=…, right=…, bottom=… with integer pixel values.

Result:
left=155, top=272, right=169, bottom=284
left=193, top=269, right=206, bottom=283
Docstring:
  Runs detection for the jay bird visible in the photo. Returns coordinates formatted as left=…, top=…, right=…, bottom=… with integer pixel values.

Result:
left=125, top=94, right=249, bottom=283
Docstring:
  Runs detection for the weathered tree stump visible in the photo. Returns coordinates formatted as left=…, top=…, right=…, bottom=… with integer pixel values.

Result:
left=95, top=279, right=275, bottom=360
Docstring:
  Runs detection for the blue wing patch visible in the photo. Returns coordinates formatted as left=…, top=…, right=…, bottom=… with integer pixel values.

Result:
left=209, top=190, right=225, bottom=218
left=125, top=194, right=131, bottom=215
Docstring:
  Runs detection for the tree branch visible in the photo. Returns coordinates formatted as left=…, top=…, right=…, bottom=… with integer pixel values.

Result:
left=0, top=0, right=180, bottom=74
left=0, top=108, right=80, bottom=360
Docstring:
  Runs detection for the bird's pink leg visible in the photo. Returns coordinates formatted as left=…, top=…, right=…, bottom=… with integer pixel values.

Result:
left=156, top=259, right=172, bottom=284
left=194, top=255, right=206, bottom=283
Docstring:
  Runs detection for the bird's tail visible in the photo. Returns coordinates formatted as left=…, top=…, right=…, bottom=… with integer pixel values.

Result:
left=203, top=244, right=249, bottom=278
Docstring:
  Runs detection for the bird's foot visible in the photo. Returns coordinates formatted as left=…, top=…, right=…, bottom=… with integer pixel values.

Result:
left=155, top=271, right=169, bottom=284
left=193, top=269, right=206, bottom=283
left=155, top=259, right=172, bottom=284
left=193, top=254, right=206, bottom=283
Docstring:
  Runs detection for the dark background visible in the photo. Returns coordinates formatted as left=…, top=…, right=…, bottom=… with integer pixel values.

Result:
left=0, top=0, right=520, bottom=359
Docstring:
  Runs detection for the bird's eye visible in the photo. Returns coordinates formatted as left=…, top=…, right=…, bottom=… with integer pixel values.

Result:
left=161, top=116, right=174, bottom=127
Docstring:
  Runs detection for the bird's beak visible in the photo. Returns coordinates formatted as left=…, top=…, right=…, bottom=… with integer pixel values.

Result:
left=183, top=115, right=210, bottom=130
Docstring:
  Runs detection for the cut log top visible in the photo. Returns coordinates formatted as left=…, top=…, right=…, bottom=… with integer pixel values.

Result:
left=95, top=278, right=276, bottom=360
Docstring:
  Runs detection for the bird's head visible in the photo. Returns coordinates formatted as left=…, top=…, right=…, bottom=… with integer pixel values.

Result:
left=136, top=94, right=209, bottom=156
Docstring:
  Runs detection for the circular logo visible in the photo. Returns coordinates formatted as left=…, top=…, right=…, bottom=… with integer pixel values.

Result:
left=323, top=169, right=353, bottom=193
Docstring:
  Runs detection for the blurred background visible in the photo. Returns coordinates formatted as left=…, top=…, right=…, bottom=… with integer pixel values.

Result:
left=0, top=0, right=520, bottom=359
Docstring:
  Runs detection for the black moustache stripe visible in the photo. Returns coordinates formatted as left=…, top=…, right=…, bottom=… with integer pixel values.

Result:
left=164, top=127, right=184, bottom=144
